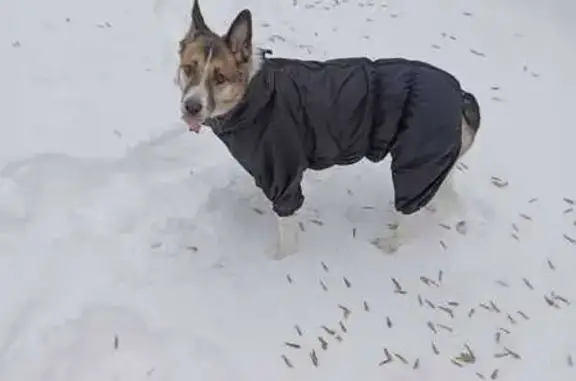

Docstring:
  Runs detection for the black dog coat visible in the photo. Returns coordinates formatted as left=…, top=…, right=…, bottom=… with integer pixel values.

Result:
left=206, top=57, right=464, bottom=217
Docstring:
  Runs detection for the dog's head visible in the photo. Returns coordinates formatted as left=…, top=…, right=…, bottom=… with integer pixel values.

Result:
left=177, top=0, right=254, bottom=132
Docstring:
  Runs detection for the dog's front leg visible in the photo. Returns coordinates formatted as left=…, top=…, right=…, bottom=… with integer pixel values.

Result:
left=267, top=214, right=301, bottom=260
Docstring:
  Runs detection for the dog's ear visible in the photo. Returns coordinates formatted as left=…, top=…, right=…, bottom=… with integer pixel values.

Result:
left=225, top=9, right=252, bottom=62
left=187, top=0, right=209, bottom=37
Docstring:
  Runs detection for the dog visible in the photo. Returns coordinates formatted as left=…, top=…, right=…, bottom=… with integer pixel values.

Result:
left=176, top=0, right=481, bottom=259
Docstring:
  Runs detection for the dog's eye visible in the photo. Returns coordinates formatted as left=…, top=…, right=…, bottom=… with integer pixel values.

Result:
left=213, top=70, right=227, bottom=85
left=181, top=63, right=196, bottom=77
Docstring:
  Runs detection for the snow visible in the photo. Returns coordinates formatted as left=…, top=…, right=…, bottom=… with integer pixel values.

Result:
left=1, top=0, right=575, bottom=379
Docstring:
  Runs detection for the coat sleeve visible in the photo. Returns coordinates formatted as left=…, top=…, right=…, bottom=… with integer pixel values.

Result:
left=253, top=122, right=308, bottom=217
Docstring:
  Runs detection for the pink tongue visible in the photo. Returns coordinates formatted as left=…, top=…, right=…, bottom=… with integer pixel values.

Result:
left=182, top=115, right=201, bottom=133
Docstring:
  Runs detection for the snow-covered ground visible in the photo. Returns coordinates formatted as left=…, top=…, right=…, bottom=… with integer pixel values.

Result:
left=1, top=0, right=575, bottom=379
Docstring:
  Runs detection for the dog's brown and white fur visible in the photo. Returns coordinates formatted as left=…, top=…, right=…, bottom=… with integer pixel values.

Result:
left=176, top=1, right=479, bottom=259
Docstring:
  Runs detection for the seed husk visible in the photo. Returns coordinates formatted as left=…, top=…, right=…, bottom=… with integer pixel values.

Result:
left=295, top=325, right=303, bottom=336
left=343, top=277, right=352, bottom=288
left=281, top=354, right=294, bottom=368
left=553, top=294, right=570, bottom=305
left=363, top=300, right=370, bottom=312
left=563, top=234, right=576, bottom=244
left=491, top=177, right=508, bottom=188
left=451, top=359, right=464, bottom=367
left=378, top=348, right=393, bottom=366
left=437, top=324, right=454, bottom=333
left=391, top=277, right=406, bottom=294
left=517, top=310, right=530, bottom=320
left=420, top=276, right=440, bottom=287
left=318, top=336, right=328, bottom=350
left=394, top=353, right=409, bottom=364
left=490, top=301, right=501, bottom=313
left=386, top=316, right=393, bottom=328
left=321, top=326, right=336, bottom=336
left=310, top=350, right=318, bottom=367
left=338, top=304, right=351, bottom=319
left=438, top=306, right=455, bottom=318
left=455, top=220, right=468, bottom=235
left=504, top=347, right=521, bottom=359
left=522, top=278, right=534, bottom=290
left=544, top=295, right=557, bottom=307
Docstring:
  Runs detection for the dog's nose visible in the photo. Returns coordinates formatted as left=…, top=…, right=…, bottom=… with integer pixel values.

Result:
left=184, top=98, right=203, bottom=116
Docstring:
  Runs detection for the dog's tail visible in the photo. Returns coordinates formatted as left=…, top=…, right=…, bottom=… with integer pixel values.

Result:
left=461, top=90, right=481, bottom=133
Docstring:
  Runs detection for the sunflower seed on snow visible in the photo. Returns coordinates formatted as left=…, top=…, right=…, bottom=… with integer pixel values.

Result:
left=293, top=325, right=303, bottom=337
left=281, top=354, right=294, bottom=368
left=343, top=277, right=352, bottom=288
left=310, top=350, right=318, bottom=367
left=363, top=300, right=370, bottom=311
left=378, top=348, right=393, bottom=366
left=321, top=326, right=336, bottom=336
left=455, top=220, right=468, bottom=235
left=338, top=304, right=351, bottom=319
left=394, top=353, right=408, bottom=364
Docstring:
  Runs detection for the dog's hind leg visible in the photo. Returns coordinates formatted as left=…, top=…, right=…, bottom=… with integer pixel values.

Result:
left=266, top=214, right=301, bottom=260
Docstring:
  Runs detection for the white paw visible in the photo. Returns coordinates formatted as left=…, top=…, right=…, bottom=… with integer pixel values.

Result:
left=371, top=235, right=402, bottom=254
left=266, top=215, right=301, bottom=260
